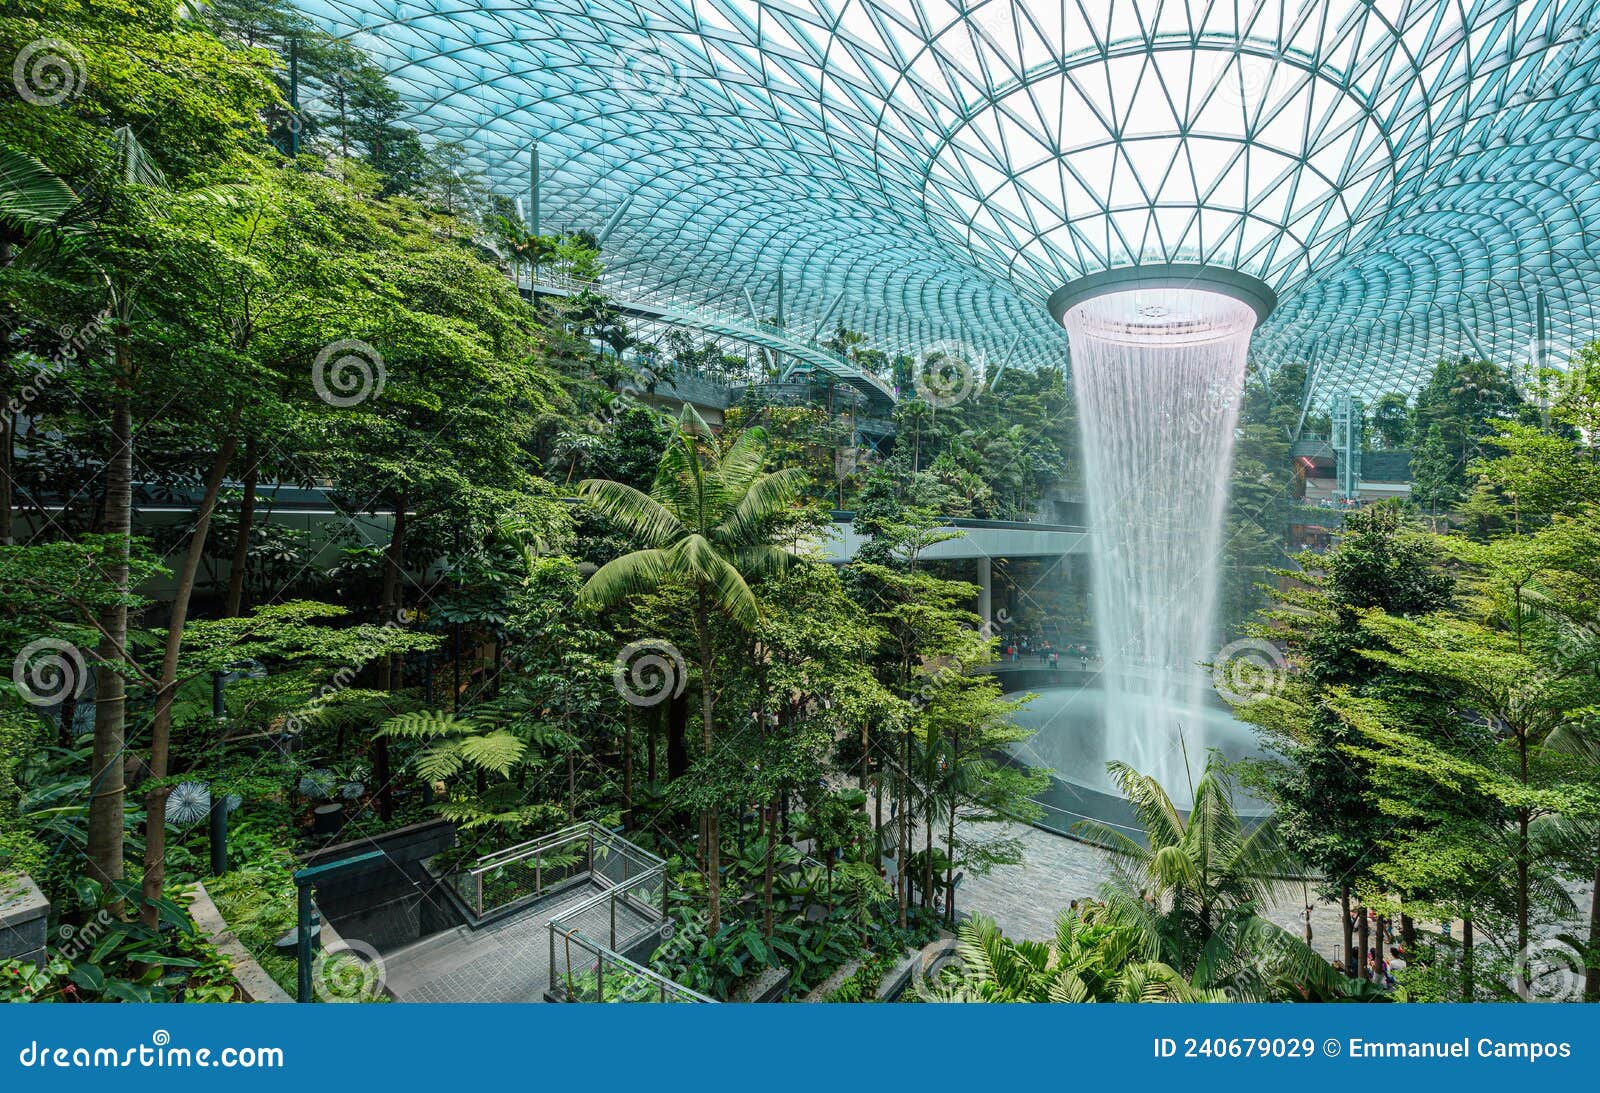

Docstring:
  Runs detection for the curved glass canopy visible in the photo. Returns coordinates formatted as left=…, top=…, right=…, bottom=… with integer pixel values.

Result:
left=295, top=0, right=1600, bottom=403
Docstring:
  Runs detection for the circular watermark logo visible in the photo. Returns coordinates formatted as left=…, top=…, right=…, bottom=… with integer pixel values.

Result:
left=1211, top=638, right=1287, bottom=705
left=12, top=638, right=88, bottom=707
left=1513, top=939, right=1586, bottom=1003
left=312, top=938, right=387, bottom=1002
left=909, top=938, right=965, bottom=999
left=13, top=38, right=86, bottom=107
left=312, top=339, right=386, bottom=407
left=612, top=41, right=690, bottom=109
left=1209, top=46, right=1278, bottom=109
left=612, top=639, right=687, bottom=707
left=914, top=340, right=981, bottom=409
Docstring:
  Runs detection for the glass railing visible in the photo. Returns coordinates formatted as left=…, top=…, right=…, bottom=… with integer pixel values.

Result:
left=545, top=868, right=710, bottom=1003
left=445, top=821, right=664, bottom=923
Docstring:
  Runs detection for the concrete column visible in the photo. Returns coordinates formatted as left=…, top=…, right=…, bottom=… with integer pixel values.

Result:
left=977, top=557, right=993, bottom=634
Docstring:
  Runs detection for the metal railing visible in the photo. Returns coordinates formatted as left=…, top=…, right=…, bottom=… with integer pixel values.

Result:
left=446, top=821, right=663, bottom=923
left=546, top=862, right=711, bottom=1003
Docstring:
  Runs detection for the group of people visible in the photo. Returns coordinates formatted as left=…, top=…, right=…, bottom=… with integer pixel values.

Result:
left=1001, top=634, right=1099, bottom=671
left=1326, top=908, right=1413, bottom=989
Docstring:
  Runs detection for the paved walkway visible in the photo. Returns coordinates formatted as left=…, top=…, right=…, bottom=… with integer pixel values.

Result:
left=954, top=821, right=1348, bottom=956
left=382, top=881, right=655, bottom=1003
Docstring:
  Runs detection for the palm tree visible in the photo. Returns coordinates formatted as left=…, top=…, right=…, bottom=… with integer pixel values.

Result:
left=576, top=404, right=804, bottom=929
left=1076, top=757, right=1375, bottom=1000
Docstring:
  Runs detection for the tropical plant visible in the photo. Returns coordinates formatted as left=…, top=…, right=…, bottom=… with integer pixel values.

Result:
left=1075, top=758, right=1377, bottom=1001
left=919, top=909, right=1223, bottom=1003
left=577, top=404, right=804, bottom=929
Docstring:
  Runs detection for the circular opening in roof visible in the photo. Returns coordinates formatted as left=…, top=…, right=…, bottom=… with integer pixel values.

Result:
left=1048, top=262, right=1275, bottom=346
left=1064, top=287, right=1258, bottom=346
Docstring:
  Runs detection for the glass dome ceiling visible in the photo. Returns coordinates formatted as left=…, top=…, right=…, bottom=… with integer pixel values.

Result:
left=294, top=0, right=1600, bottom=403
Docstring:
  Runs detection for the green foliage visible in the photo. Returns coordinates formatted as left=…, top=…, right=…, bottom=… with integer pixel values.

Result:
left=1076, top=757, right=1377, bottom=1001
left=0, top=880, right=236, bottom=1003
left=199, top=845, right=301, bottom=997
left=921, top=909, right=1223, bottom=1003
left=379, top=710, right=525, bottom=780
left=0, top=703, right=47, bottom=882
left=1237, top=504, right=1454, bottom=904
left=1408, top=356, right=1524, bottom=506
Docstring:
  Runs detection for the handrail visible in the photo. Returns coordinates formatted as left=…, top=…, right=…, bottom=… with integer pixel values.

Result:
left=445, top=821, right=666, bottom=921
left=461, top=820, right=663, bottom=879
left=465, top=821, right=592, bottom=875
left=549, top=920, right=712, bottom=1003
left=540, top=844, right=710, bottom=1004
left=546, top=867, right=712, bottom=1003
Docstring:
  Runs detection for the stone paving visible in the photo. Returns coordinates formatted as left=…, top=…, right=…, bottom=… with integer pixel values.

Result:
left=953, top=821, right=1350, bottom=957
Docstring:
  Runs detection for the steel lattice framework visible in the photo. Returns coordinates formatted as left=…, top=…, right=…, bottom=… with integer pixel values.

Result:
left=295, top=0, right=1600, bottom=404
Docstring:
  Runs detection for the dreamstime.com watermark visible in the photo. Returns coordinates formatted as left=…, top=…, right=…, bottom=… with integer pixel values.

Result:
left=12, top=37, right=86, bottom=107
left=1210, top=638, right=1288, bottom=705
left=1514, top=938, right=1588, bottom=1003
left=311, top=938, right=388, bottom=1003
left=11, top=637, right=89, bottom=708
left=280, top=608, right=410, bottom=734
left=312, top=338, right=385, bottom=407
left=612, top=638, right=687, bottom=707
left=4, top=311, right=112, bottom=427
left=914, top=340, right=981, bottom=409
left=16, top=1031, right=284, bottom=1069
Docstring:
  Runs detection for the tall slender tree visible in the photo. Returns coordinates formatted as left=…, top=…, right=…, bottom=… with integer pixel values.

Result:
left=577, top=405, right=803, bottom=930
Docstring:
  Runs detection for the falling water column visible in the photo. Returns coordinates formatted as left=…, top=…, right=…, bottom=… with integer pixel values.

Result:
left=1060, top=288, right=1258, bottom=801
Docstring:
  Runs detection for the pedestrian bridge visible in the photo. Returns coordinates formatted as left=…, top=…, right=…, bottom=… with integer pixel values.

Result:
left=523, top=267, right=896, bottom=411
left=817, top=514, right=1090, bottom=563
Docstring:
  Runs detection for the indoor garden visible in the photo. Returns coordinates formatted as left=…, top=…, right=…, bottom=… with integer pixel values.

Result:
left=1, top=0, right=1598, bottom=1011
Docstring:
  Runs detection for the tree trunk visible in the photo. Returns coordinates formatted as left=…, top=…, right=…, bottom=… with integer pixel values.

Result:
left=1516, top=808, right=1531, bottom=957
left=1586, top=853, right=1600, bottom=1003
left=647, top=706, right=658, bottom=785
left=696, top=598, right=720, bottom=932
left=0, top=395, right=12, bottom=546
left=622, top=713, right=633, bottom=831
left=56, top=691, right=77, bottom=749
left=897, top=728, right=910, bottom=930
left=666, top=690, right=688, bottom=780
left=222, top=436, right=258, bottom=617
left=141, top=429, right=239, bottom=926
left=945, top=802, right=957, bottom=925
left=1400, top=912, right=1415, bottom=951
left=761, top=799, right=775, bottom=938
left=1340, top=886, right=1354, bottom=972
left=1462, top=915, right=1475, bottom=1001
left=86, top=337, right=133, bottom=890
left=1356, top=904, right=1370, bottom=978
left=373, top=491, right=406, bottom=823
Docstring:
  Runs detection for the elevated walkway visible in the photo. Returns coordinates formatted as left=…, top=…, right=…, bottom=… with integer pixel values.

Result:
left=819, top=514, right=1090, bottom=562
left=523, top=268, right=896, bottom=411
left=382, top=822, right=706, bottom=1003
left=383, top=878, right=622, bottom=1003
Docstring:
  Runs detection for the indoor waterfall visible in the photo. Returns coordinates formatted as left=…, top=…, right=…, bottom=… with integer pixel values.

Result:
left=1061, top=288, right=1257, bottom=805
